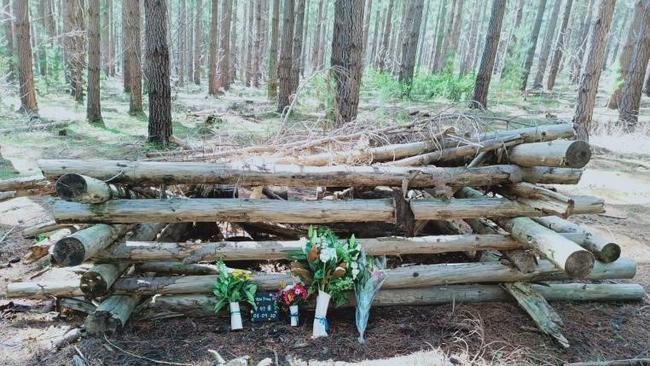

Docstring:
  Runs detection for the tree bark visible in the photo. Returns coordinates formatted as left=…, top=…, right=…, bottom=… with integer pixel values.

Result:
left=572, top=0, right=616, bottom=141
left=508, top=140, right=592, bottom=168
left=470, top=0, right=506, bottom=108
left=429, top=0, right=447, bottom=72
left=193, top=0, right=203, bottom=84
left=268, top=0, right=280, bottom=98
left=177, top=0, right=186, bottom=86
left=377, top=0, right=394, bottom=71
left=85, top=295, right=139, bottom=335
left=397, top=0, right=424, bottom=92
left=187, top=0, right=194, bottom=81
left=520, top=0, right=547, bottom=91
left=547, top=0, right=574, bottom=90
left=208, top=0, right=219, bottom=95
left=122, top=2, right=131, bottom=92
left=144, top=0, right=172, bottom=144
left=126, top=0, right=143, bottom=114
left=330, top=0, right=365, bottom=126
left=288, top=0, right=306, bottom=95
left=532, top=0, right=562, bottom=89
left=2, top=0, right=15, bottom=82
left=219, top=0, right=233, bottom=89
left=570, top=0, right=595, bottom=83
left=51, top=224, right=130, bottom=266
left=606, top=1, right=644, bottom=109
left=277, top=0, right=295, bottom=113
left=245, top=0, right=254, bottom=85
left=617, top=0, right=650, bottom=130
left=13, top=0, right=39, bottom=114
left=55, top=173, right=131, bottom=203
left=459, top=0, right=482, bottom=76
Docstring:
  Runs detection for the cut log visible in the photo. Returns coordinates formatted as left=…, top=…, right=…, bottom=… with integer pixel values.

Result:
left=24, top=228, right=73, bottom=263
left=532, top=216, right=621, bottom=263
left=508, top=140, right=591, bottom=168
left=53, top=199, right=396, bottom=224
left=22, top=220, right=74, bottom=238
left=6, top=258, right=636, bottom=299
left=57, top=297, right=97, bottom=314
left=110, top=258, right=636, bottom=296
left=570, top=195, right=606, bottom=215
left=410, top=197, right=541, bottom=221
left=564, top=359, right=650, bottom=366
left=85, top=295, right=139, bottom=335
left=96, top=234, right=521, bottom=262
left=503, top=282, right=569, bottom=348
left=138, top=283, right=645, bottom=316
left=478, top=123, right=575, bottom=143
left=80, top=223, right=171, bottom=298
left=50, top=224, right=131, bottom=266
left=38, top=159, right=583, bottom=187
left=459, top=188, right=595, bottom=279
left=56, top=173, right=131, bottom=203
left=134, top=262, right=218, bottom=275
left=0, top=174, right=47, bottom=191
left=391, top=135, right=524, bottom=166
left=0, top=191, right=16, bottom=201
left=498, top=183, right=604, bottom=217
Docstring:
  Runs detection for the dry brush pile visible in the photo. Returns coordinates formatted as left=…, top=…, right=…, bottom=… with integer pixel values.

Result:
left=3, top=119, right=645, bottom=349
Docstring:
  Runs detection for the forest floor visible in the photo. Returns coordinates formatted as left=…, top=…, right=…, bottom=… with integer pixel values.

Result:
left=0, top=74, right=650, bottom=365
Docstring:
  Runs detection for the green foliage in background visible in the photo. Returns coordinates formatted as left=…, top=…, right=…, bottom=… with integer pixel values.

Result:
left=364, top=69, right=475, bottom=103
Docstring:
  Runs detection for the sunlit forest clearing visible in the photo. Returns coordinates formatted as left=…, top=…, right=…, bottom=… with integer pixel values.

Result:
left=1, top=0, right=650, bottom=365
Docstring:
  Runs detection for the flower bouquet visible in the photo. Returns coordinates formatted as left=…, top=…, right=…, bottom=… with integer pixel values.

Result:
left=291, top=227, right=360, bottom=338
left=277, top=283, right=309, bottom=326
left=354, top=252, right=387, bottom=343
left=212, top=260, right=257, bottom=330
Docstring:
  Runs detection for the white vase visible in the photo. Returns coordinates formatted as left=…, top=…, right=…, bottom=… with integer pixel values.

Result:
left=312, top=290, right=331, bottom=338
left=230, top=302, right=243, bottom=330
left=289, top=304, right=299, bottom=327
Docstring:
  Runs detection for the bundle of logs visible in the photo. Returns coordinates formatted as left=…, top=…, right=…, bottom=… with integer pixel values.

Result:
left=6, top=123, right=645, bottom=348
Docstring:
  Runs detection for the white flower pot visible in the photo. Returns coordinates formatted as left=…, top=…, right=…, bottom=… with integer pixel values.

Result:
left=230, top=302, right=243, bottom=330
left=289, top=305, right=299, bottom=327
left=312, top=290, right=331, bottom=338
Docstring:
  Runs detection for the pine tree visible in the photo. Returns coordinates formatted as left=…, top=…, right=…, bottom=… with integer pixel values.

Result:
left=547, top=0, right=574, bottom=91
left=520, top=0, right=547, bottom=91
left=268, top=0, right=281, bottom=98
left=277, top=0, right=295, bottom=113
left=532, top=0, right=562, bottom=89
left=13, top=0, right=38, bottom=114
left=471, top=0, right=507, bottom=108
left=144, top=0, right=172, bottom=144
left=126, top=0, right=143, bottom=113
left=208, top=0, right=219, bottom=95
left=87, top=0, right=103, bottom=124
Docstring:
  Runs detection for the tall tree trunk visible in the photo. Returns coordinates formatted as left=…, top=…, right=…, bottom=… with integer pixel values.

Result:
left=370, top=7, right=381, bottom=66
left=331, top=0, right=365, bottom=126
left=618, top=0, right=650, bottom=130
left=13, top=0, right=38, bottom=114
left=311, top=0, right=324, bottom=71
left=268, top=0, right=280, bottom=98
left=252, top=0, right=262, bottom=87
left=532, top=0, right=562, bottom=89
left=571, top=0, right=595, bottom=83
left=547, top=0, right=574, bottom=91
left=177, top=0, right=186, bottom=86
left=101, top=0, right=110, bottom=75
left=126, top=0, right=143, bottom=113
left=289, top=0, right=306, bottom=95
left=316, top=2, right=328, bottom=70
left=460, top=0, right=482, bottom=76
left=144, top=0, right=172, bottom=144
left=414, top=0, right=429, bottom=70
left=277, top=0, right=295, bottom=113
left=447, top=0, right=465, bottom=70
left=122, top=3, right=130, bottom=92
left=109, top=0, right=115, bottom=76
left=645, top=61, right=650, bottom=97
left=87, top=0, right=103, bottom=124
left=193, top=1, right=202, bottom=84
left=362, top=0, right=373, bottom=57
left=208, top=0, right=219, bottom=94
left=240, top=0, right=248, bottom=81
left=391, top=1, right=407, bottom=74
left=398, top=0, right=424, bottom=91
left=572, top=0, right=616, bottom=141
left=187, top=0, right=194, bottom=81
left=300, top=0, right=308, bottom=77
left=520, top=0, right=547, bottom=91
left=3, top=0, right=15, bottom=82
left=229, top=0, right=238, bottom=83
left=64, top=0, right=85, bottom=102
left=377, top=0, right=394, bottom=71
left=36, top=0, right=50, bottom=77
left=471, top=0, right=506, bottom=108
left=429, top=0, right=447, bottom=71
left=434, top=0, right=456, bottom=72
left=43, top=0, right=56, bottom=37
left=219, top=0, right=233, bottom=89
left=245, top=0, right=254, bottom=85
left=499, top=0, right=524, bottom=77
left=606, top=0, right=644, bottom=109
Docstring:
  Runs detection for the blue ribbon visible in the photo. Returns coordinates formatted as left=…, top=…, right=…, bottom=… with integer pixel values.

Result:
left=290, top=313, right=299, bottom=320
left=230, top=310, right=240, bottom=315
left=315, top=316, right=329, bottom=331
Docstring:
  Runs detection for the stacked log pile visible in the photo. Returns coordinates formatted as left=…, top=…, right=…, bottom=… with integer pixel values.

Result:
left=5, top=123, right=645, bottom=348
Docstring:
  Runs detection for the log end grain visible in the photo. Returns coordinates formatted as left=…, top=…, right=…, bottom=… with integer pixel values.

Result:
left=80, top=271, right=109, bottom=298
left=599, top=242, right=622, bottom=264
left=51, top=237, right=86, bottom=267
left=56, top=174, right=89, bottom=201
left=565, top=250, right=595, bottom=279
left=565, top=140, right=591, bottom=168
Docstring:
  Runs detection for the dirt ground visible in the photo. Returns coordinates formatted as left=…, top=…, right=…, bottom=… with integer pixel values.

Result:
left=1, top=75, right=650, bottom=365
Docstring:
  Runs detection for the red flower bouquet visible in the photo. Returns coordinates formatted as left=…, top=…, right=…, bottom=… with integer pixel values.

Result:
left=278, top=283, right=309, bottom=326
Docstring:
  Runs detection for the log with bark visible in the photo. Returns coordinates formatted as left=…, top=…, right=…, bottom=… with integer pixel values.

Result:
left=508, top=140, right=591, bottom=168
left=137, top=283, right=645, bottom=316
left=96, top=234, right=521, bottom=262
left=39, top=159, right=583, bottom=187
left=56, top=173, right=132, bottom=203
left=0, top=174, right=48, bottom=191
left=50, top=224, right=131, bottom=266
left=459, top=187, right=595, bottom=278
left=134, top=262, right=218, bottom=275
left=24, top=228, right=74, bottom=263
left=84, top=295, right=139, bottom=335
left=532, top=216, right=621, bottom=263
left=109, top=258, right=636, bottom=296
left=497, top=182, right=605, bottom=217
left=22, top=220, right=75, bottom=238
